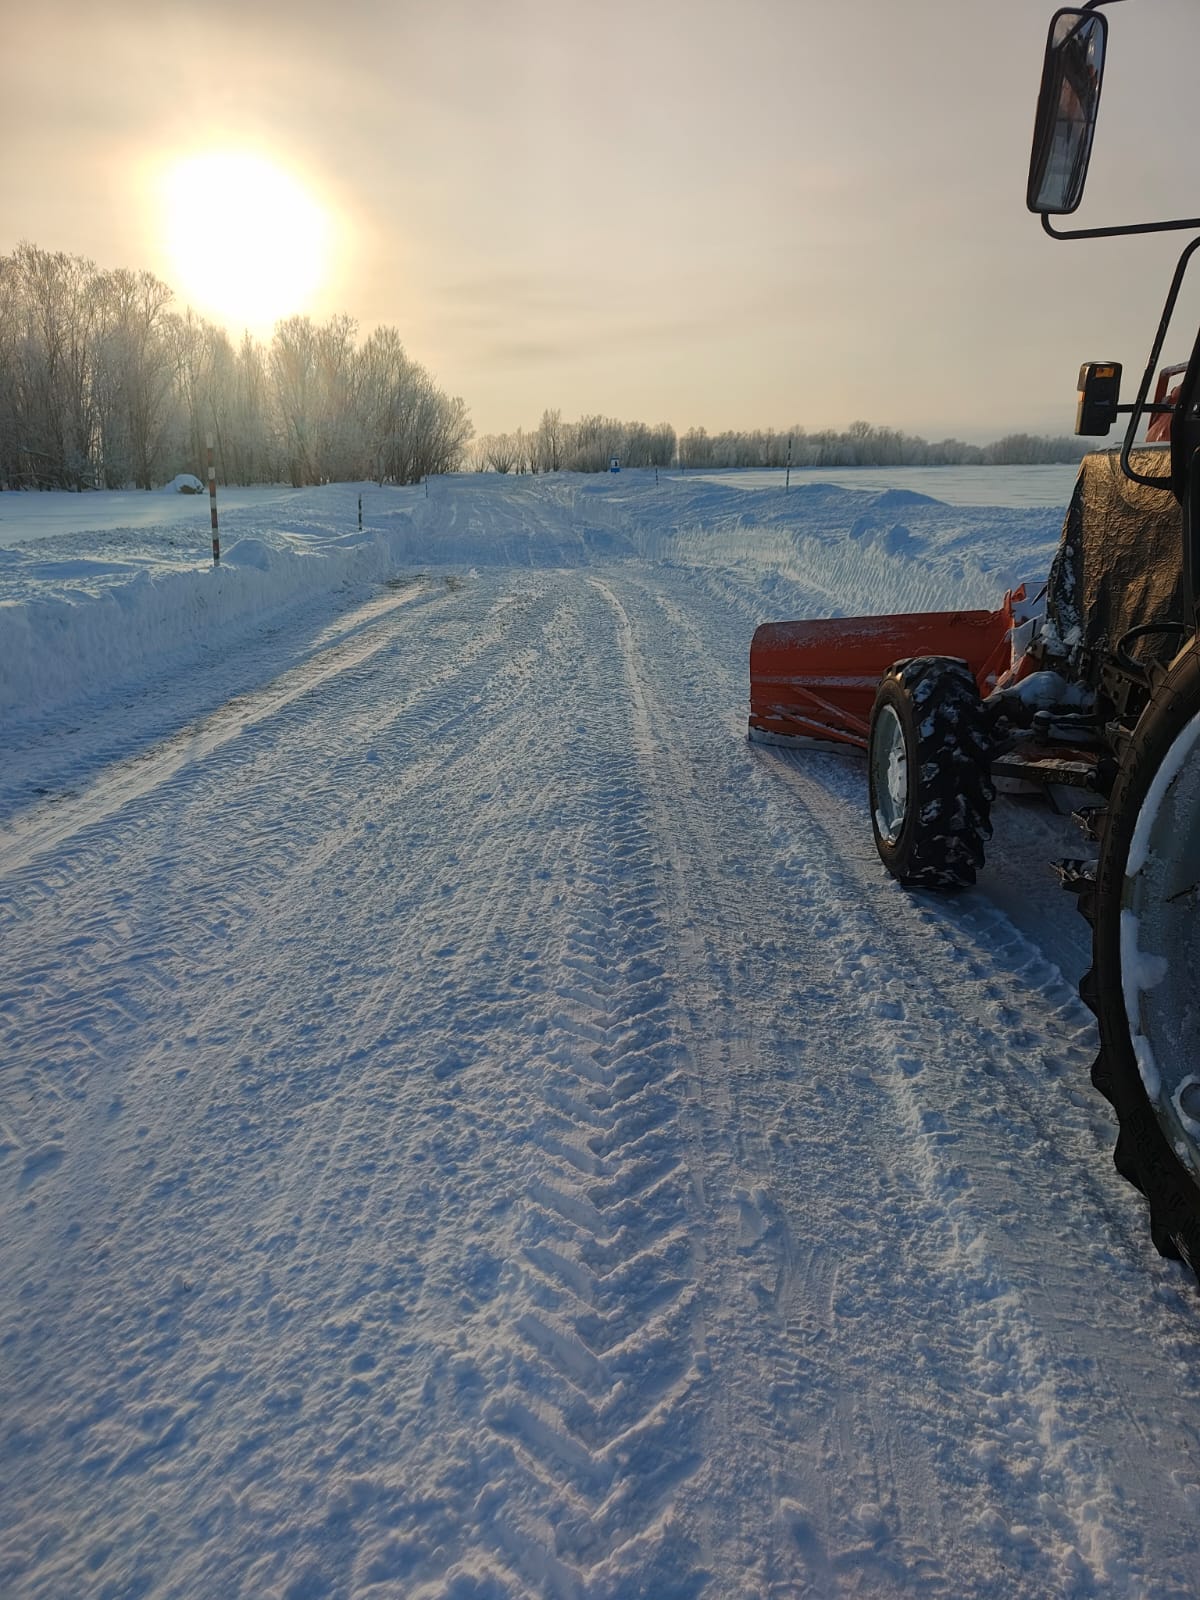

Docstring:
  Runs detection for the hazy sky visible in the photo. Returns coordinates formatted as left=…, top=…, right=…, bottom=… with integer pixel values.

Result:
left=6, top=0, right=1198, bottom=442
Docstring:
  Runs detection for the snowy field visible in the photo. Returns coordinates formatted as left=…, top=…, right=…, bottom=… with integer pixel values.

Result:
left=0, top=483, right=330, bottom=547
left=3, top=467, right=1200, bottom=1599
left=687, top=463, right=1082, bottom=508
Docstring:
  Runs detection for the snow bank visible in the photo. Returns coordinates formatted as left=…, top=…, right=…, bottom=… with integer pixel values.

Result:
left=0, top=484, right=425, bottom=725
left=0, top=470, right=1067, bottom=729
left=0, top=533, right=394, bottom=720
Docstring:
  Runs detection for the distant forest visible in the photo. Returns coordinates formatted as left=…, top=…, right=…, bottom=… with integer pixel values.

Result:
left=473, top=417, right=1091, bottom=476
left=1, top=242, right=1087, bottom=493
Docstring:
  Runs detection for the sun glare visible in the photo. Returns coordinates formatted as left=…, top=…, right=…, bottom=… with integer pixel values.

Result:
left=160, top=151, right=330, bottom=333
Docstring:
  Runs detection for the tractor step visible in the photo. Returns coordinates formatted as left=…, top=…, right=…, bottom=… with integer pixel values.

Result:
left=991, top=752, right=1100, bottom=789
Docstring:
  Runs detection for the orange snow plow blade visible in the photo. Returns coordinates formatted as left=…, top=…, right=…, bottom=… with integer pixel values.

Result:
left=748, top=600, right=1019, bottom=749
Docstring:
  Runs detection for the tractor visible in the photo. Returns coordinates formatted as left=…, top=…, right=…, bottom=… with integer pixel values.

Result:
left=749, top=3, right=1200, bottom=1280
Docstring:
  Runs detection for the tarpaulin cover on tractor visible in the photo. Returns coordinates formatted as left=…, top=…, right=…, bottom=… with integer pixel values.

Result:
left=1043, top=445, right=1185, bottom=682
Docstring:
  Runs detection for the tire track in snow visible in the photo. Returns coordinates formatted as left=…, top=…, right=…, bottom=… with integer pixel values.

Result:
left=241, top=580, right=584, bottom=1330
left=431, top=577, right=712, bottom=1597
left=582, top=572, right=883, bottom=1597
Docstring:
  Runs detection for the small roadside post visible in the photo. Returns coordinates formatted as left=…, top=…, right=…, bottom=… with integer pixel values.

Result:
left=206, top=433, right=220, bottom=564
left=785, top=435, right=793, bottom=492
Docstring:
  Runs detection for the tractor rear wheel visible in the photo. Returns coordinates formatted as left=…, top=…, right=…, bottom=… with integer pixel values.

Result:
left=1087, top=640, right=1200, bottom=1274
left=867, top=656, right=994, bottom=889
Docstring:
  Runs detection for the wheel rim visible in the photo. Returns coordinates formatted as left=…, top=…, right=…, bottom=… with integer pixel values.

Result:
left=871, top=704, right=909, bottom=846
left=1122, top=708, right=1200, bottom=1184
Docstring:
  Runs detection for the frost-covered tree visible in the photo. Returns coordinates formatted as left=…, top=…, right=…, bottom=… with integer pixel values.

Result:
left=483, top=432, right=519, bottom=474
left=536, top=408, right=564, bottom=472
left=91, top=267, right=176, bottom=489
left=0, top=244, right=101, bottom=488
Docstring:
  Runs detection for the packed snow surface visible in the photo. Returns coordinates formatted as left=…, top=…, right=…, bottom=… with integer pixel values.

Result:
left=3, top=467, right=1200, bottom=1599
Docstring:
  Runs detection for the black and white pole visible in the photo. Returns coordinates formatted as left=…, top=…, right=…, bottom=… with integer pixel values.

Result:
left=358, top=493, right=363, bottom=530
left=207, top=433, right=220, bottom=565
left=785, top=435, right=793, bottom=492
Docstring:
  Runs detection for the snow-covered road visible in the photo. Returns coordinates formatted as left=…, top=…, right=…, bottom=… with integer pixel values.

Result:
left=3, top=474, right=1200, bottom=1598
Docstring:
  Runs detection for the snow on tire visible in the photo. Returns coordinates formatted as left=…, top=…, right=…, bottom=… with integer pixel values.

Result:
left=1086, top=641, right=1200, bottom=1277
left=867, top=655, right=994, bottom=890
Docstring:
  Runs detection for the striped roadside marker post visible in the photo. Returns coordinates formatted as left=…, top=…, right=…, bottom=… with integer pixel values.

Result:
left=207, top=433, right=220, bottom=565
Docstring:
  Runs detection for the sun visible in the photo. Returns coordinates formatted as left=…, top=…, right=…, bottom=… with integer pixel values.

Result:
left=160, top=151, right=330, bottom=333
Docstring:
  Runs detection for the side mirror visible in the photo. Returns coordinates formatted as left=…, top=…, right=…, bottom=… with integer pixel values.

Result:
left=1076, top=360, right=1121, bottom=436
left=1027, top=7, right=1108, bottom=215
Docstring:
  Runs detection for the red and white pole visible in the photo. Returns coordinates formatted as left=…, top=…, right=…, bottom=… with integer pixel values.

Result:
left=206, top=433, right=220, bottom=565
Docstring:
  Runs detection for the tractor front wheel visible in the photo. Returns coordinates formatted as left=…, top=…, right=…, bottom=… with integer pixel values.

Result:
left=867, top=656, right=994, bottom=889
left=1087, top=640, right=1200, bottom=1274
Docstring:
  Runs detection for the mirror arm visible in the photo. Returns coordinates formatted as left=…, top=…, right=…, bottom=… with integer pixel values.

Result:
left=1043, top=214, right=1200, bottom=241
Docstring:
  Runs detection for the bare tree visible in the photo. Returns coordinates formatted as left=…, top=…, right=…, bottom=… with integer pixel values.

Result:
left=92, top=267, right=176, bottom=488
left=536, top=407, right=563, bottom=472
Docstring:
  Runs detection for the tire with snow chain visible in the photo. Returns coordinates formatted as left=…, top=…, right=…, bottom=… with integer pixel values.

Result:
left=1085, top=640, right=1200, bottom=1277
left=867, top=656, right=994, bottom=889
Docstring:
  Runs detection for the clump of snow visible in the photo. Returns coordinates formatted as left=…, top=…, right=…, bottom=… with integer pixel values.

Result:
left=1003, top=670, right=1093, bottom=710
left=878, top=521, right=913, bottom=555
left=223, top=537, right=274, bottom=571
left=162, top=473, right=205, bottom=494
left=871, top=486, right=940, bottom=508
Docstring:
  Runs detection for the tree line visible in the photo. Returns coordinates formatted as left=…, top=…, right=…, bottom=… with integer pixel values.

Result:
left=0, top=243, right=473, bottom=491
left=676, top=420, right=1089, bottom=469
left=475, top=416, right=1089, bottom=475
left=470, top=411, right=677, bottom=475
